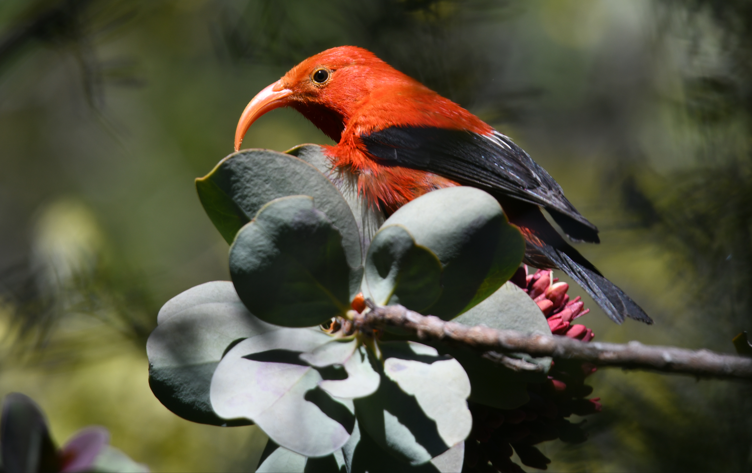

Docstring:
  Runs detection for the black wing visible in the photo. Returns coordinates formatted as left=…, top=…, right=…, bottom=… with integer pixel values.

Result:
left=360, top=126, right=599, bottom=243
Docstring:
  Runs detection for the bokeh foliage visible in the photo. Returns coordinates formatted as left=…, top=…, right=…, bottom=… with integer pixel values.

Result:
left=0, top=0, right=750, bottom=471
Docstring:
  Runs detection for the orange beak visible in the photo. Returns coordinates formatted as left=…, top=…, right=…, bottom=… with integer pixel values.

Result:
left=234, top=80, right=293, bottom=151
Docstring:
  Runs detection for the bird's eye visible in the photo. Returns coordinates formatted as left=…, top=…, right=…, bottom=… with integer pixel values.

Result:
left=312, top=68, right=330, bottom=84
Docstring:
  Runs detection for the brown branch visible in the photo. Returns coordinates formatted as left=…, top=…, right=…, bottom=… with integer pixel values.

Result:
left=353, top=301, right=752, bottom=381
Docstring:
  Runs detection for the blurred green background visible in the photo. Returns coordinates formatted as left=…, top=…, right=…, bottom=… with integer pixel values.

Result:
left=0, top=0, right=750, bottom=471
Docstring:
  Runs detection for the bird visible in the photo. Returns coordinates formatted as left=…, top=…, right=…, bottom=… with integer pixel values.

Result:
left=233, top=46, right=652, bottom=325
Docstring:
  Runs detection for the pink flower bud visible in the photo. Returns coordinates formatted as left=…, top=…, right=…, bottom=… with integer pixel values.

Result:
left=529, top=271, right=552, bottom=298
left=547, top=315, right=569, bottom=333
left=555, top=306, right=575, bottom=324
left=545, top=282, right=569, bottom=306
left=549, top=379, right=567, bottom=392
left=537, top=299, right=554, bottom=315
left=570, top=398, right=603, bottom=415
left=562, top=297, right=588, bottom=321
left=565, top=324, right=587, bottom=340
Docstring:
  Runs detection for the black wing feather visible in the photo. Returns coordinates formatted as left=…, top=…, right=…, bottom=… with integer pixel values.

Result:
left=360, top=126, right=600, bottom=243
left=527, top=239, right=653, bottom=324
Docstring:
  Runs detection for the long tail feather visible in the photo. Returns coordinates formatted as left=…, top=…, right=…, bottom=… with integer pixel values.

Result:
left=527, top=241, right=653, bottom=325
left=501, top=199, right=653, bottom=324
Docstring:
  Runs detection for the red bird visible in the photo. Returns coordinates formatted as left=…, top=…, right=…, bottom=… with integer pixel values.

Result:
left=234, top=46, right=652, bottom=325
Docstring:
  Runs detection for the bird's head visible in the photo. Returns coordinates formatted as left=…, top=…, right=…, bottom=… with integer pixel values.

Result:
left=234, top=46, right=415, bottom=150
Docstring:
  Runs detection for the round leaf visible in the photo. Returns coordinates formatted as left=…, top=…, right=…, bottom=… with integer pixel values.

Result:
left=147, top=281, right=277, bottom=425
left=430, top=442, right=465, bottom=473
left=378, top=187, right=524, bottom=319
left=365, top=225, right=442, bottom=310
left=230, top=196, right=353, bottom=327
left=354, top=341, right=471, bottom=465
left=301, top=340, right=381, bottom=400
left=453, top=281, right=552, bottom=375
left=210, top=330, right=355, bottom=457
left=195, top=148, right=362, bottom=278
left=381, top=342, right=472, bottom=449
left=256, top=441, right=346, bottom=473
left=157, top=280, right=239, bottom=325
left=255, top=445, right=307, bottom=473
left=343, top=421, right=463, bottom=473
left=438, top=282, right=553, bottom=409
left=300, top=338, right=359, bottom=368
left=453, top=281, right=552, bottom=334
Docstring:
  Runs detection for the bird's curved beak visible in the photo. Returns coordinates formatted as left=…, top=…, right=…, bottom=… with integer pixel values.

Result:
left=234, top=81, right=293, bottom=151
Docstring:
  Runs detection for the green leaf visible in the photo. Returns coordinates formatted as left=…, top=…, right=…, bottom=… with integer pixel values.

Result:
left=301, top=340, right=381, bottom=400
left=378, top=187, right=525, bottom=320
left=157, top=280, right=239, bottom=325
left=434, top=344, right=531, bottom=410
left=436, top=282, right=552, bottom=409
left=429, top=442, right=465, bottom=473
left=364, top=225, right=442, bottom=311
left=230, top=196, right=355, bottom=327
left=194, top=174, right=249, bottom=245
left=453, top=282, right=551, bottom=335
left=196, top=149, right=362, bottom=280
left=454, top=282, right=552, bottom=375
left=255, top=444, right=307, bottom=473
left=210, top=330, right=355, bottom=457
left=354, top=342, right=471, bottom=466
left=380, top=343, right=472, bottom=448
left=300, top=337, right=359, bottom=367
left=256, top=441, right=346, bottom=473
left=343, top=416, right=465, bottom=472
left=1, top=393, right=58, bottom=473
left=147, top=281, right=276, bottom=426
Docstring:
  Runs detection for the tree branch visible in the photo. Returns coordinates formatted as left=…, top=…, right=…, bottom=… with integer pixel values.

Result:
left=354, top=301, right=752, bottom=381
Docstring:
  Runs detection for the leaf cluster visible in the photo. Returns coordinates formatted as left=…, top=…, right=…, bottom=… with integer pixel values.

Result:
left=146, top=145, right=552, bottom=471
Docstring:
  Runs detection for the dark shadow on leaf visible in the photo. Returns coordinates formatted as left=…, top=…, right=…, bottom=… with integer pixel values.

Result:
left=243, top=349, right=309, bottom=366
left=317, top=364, right=348, bottom=381
left=356, top=373, right=448, bottom=462
left=257, top=439, right=280, bottom=467
left=148, top=363, right=251, bottom=427
left=305, top=453, right=345, bottom=473
left=380, top=342, right=449, bottom=365
left=349, top=422, right=441, bottom=473
left=304, top=387, right=355, bottom=435
left=221, top=337, right=248, bottom=359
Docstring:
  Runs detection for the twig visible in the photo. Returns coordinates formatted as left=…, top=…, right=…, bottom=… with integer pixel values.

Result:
left=354, top=301, right=752, bottom=381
